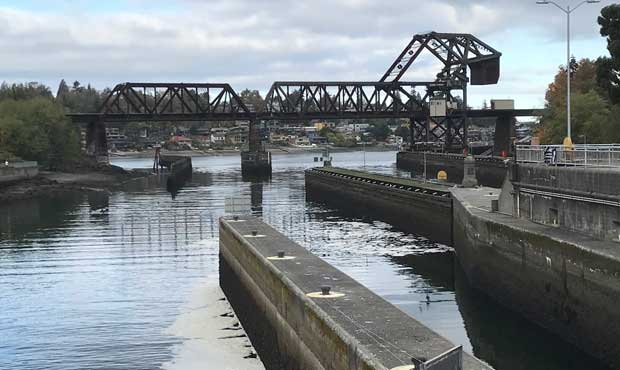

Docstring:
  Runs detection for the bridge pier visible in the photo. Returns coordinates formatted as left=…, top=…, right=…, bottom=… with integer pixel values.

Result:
left=493, top=114, right=515, bottom=156
left=241, top=120, right=271, bottom=176
left=85, top=118, right=109, bottom=163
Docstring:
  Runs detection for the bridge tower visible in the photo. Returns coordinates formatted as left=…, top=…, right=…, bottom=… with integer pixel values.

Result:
left=381, top=32, right=501, bottom=151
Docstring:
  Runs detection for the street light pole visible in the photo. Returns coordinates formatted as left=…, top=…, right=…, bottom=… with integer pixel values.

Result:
left=536, top=0, right=601, bottom=144
left=567, top=5, right=572, bottom=140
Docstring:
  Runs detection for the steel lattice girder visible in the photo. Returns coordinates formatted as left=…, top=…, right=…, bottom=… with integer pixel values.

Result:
left=380, top=32, right=501, bottom=85
left=263, top=81, right=434, bottom=120
left=412, top=117, right=464, bottom=143
left=97, top=83, right=253, bottom=121
left=262, top=81, right=469, bottom=145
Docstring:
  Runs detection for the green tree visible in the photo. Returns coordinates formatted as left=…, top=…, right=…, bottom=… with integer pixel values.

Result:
left=239, top=89, right=265, bottom=112
left=56, top=79, right=71, bottom=107
left=538, top=59, right=607, bottom=143
left=367, top=122, right=391, bottom=141
left=0, top=82, right=52, bottom=101
left=56, top=80, right=103, bottom=113
left=545, top=58, right=598, bottom=109
left=539, top=91, right=611, bottom=144
left=0, top=98, right=81, bottom=167
left=597, top=4, right=620, bottom=103
left=394, top=125, right=411, bottom=142
left=325, top=131, right=357, bottom=147
left=319, top=126, right=335, bottom=137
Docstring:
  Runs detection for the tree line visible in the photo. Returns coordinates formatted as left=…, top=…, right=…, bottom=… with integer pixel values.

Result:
left=0, top=82, right=76, bottom=168
left=0, top=80, right=109, bottom=168
left=538, top=4, right=620, bottom=144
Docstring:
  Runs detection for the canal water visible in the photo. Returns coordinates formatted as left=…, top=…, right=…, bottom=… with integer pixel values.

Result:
left=0, top=151, right=611, bottom=370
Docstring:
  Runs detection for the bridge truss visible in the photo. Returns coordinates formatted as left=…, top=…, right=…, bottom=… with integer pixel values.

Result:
left=381, top=32, right=501, bottom=85
left=262, top=81, right=471, bottom=145
left=92, top=83, right=252, bottom=122
left=69, top=32, right=537, bottom=152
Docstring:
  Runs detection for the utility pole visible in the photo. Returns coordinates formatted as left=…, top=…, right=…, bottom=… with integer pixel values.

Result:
left=536, top=0, right=601, bottom=144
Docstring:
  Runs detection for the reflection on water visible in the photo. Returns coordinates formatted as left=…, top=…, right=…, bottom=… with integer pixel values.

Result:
left=382, top=253, right=611, bottom=370
left=166, top=171, right=193, bottom=200
left=0, top=192, right=84, bottom=241
left=0, top=151, right=611, bottom=370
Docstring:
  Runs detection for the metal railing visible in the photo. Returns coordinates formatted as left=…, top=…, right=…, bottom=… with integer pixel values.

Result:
left=3, top=161, right=38, bottom=169
left=418, top=346, right=463, bottom=370
left=516, top=144, right=620, bottom=168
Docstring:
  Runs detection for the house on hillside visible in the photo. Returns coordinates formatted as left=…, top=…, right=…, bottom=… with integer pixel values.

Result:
left=270, top=133, right=289, bottom=145
left=166, top=135, right=192, bottom=150
left=211, top=128, right=229, bottom=146
left=227, top=126, right=249, bottom=146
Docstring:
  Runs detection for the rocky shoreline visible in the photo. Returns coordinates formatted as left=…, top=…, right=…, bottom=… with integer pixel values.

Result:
left=0, top=164, right=150, bottom=204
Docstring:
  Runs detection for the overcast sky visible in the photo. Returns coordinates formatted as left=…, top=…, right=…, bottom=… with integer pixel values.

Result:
left=0, top=0, right=611, bottom=108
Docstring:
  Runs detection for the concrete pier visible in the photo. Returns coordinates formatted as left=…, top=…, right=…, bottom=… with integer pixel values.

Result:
left=158, top=155, right=193, bottom=197
left=242, top=120, right=272, bottom=176
left=85, top=119, right=109, bottom=163
left=241, top=151, right=272, bottom=176
left=219, top=216, right=492, bottom=370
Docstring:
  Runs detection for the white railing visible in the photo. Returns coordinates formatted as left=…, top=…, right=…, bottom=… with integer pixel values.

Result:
left=516, top=144, right=620, bottom=168
left=3, top=161, right=38, bottom=169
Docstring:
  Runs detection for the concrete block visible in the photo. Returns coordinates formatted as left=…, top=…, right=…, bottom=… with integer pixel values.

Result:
left=461, top=156, right=478, bottom=188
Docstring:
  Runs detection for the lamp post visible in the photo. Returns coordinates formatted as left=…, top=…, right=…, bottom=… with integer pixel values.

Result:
left=536, top=0, right=601, bottom=145
left=362, top=132, right=368, bottom=170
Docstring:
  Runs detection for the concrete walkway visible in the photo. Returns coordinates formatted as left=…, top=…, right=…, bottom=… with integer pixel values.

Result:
left=452, top=186, right=620, bottom=266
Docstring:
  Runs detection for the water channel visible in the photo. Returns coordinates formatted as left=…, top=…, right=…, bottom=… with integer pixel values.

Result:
left=0, top=151, right=611, bottom=370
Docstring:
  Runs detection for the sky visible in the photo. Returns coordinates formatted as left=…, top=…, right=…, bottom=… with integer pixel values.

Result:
left=0, top=0, right=612, bottom=109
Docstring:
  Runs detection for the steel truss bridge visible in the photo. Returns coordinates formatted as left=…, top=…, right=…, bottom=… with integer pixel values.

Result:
left=69, top=32, right=541, bottom=153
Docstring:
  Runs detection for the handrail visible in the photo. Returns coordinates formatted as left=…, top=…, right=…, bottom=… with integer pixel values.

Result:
left=516, top=144, right=620, bottom=168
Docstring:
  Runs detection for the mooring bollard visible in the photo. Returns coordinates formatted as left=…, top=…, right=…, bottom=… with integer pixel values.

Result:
left=321, top=286, right=331, bottom=296
left=251, top=230, right=258, bottom=236
left=278, top=251, right=285, bottom=258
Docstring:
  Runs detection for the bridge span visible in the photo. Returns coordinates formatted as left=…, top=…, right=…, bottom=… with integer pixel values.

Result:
left=68, top=31, right=544, bottom=175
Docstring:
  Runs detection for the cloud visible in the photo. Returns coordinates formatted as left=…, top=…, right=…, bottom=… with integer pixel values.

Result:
left=0, top=0, right=609, bottom=107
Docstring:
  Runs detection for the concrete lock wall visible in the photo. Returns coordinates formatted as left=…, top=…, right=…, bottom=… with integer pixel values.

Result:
left=219, top=216, right=492, bottom=370
left=452, top=192, right=620, bottom=369
left=396, top=152, right=508, bottom=188
left=515, top=164, right=620, bottom=241
left=305, top=168, right=453, bottom=245
left=517, top=164, right=620, bottom=195
left=302, top=166, right=620, bottom=367
left=0, top=162, right=39, bottom=184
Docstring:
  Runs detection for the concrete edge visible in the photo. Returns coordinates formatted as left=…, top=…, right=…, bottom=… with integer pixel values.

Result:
left=219, top=234, right=327, bottom=370
left=306, top=169, right=453, bottom=200
left=452, top=190, right=620, bottom=268
left=219, top=217, right=390, bottom=370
